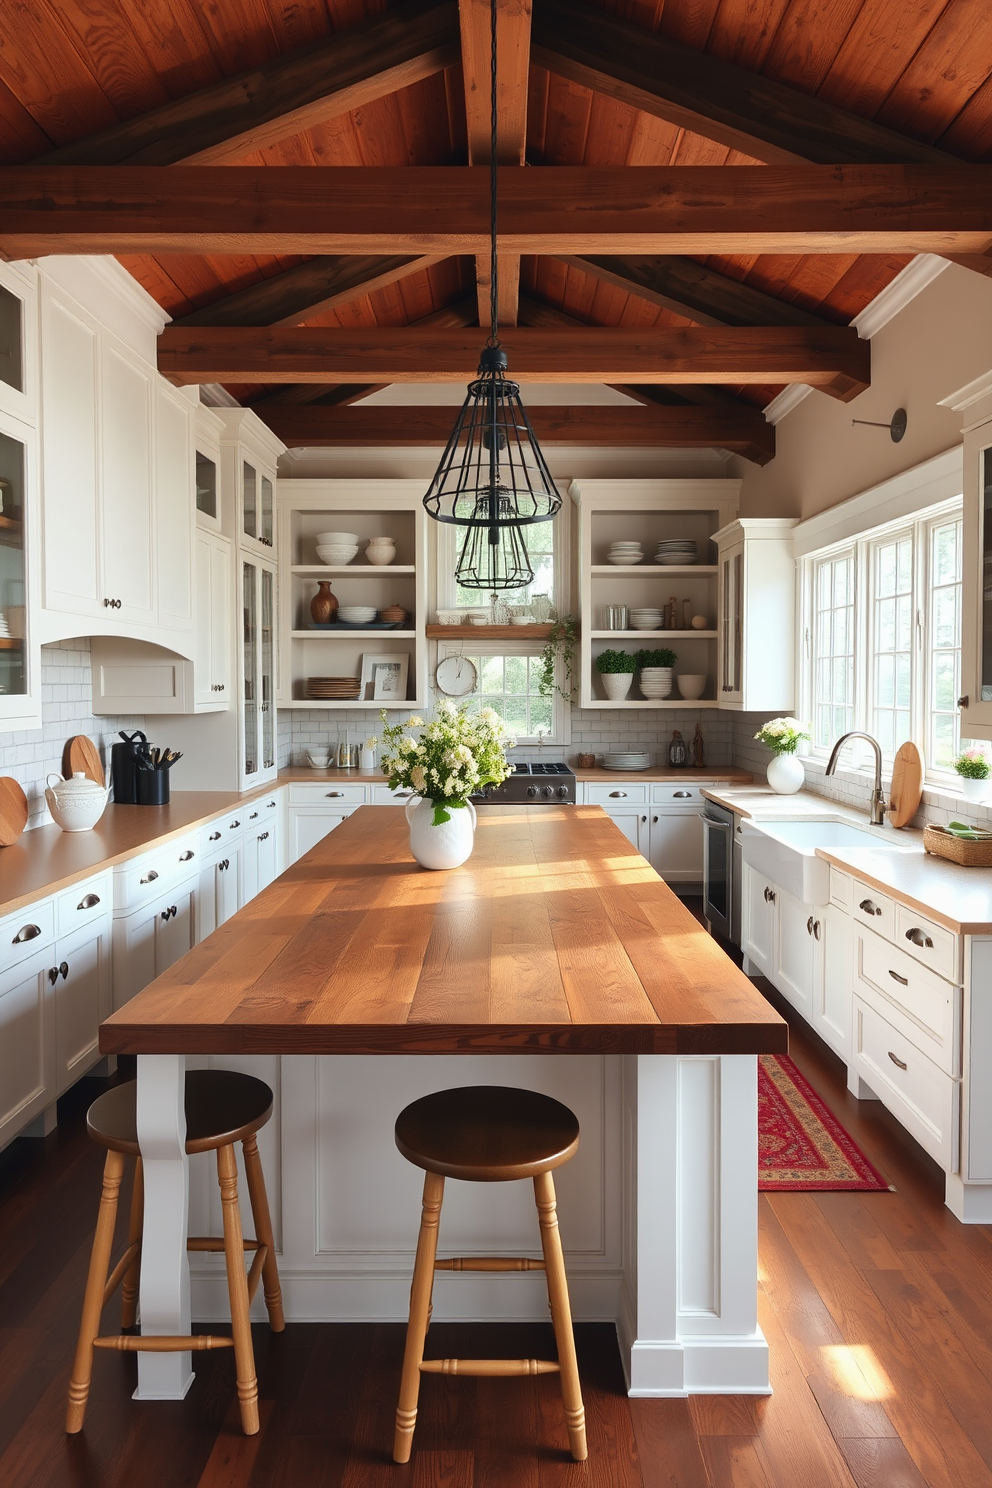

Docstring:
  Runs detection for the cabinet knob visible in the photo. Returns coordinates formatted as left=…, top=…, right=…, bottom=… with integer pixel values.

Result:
left=77, top=893, right=101, bottom=910
left=905, top=927, right=934, bottom=948
left=48, top=966, right=59, bottom=985
left=609, top=790, right=627, bottom=798
left=266, top=800, right=275, bottom=807
left=763, top=886, right=776, bottom=904
left=258, top=831, right=269, bottom=841
left=653, top=815, right=658, bottom=823
left=807, top=915, right=814, bottom=935
left=250, top=811, right=258, bottom=820
left=958, top=696, right=969, bottom=708
left=641, top=814, right=647, bottom=823
left=60, top=960, right=69, bottom=980
left=813, top=920, right=821, bottom=940
left=230, top=820, right=240, bottom=828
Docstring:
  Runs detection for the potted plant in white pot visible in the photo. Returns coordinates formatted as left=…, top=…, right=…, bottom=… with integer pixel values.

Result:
left=953, top=744, right=992, bottom=803
left=596, top=649, right=637, bottom=702
left=634, top=647, right=676, bottom=699
left=754, top=717, right=811, bottom=794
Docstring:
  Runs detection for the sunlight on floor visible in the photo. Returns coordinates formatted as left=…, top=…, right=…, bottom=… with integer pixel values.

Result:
left=821, top=1343, right=893, bottom=1400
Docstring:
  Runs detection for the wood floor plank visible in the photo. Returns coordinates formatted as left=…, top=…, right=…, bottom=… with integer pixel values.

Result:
left=698, top=1436, right=774, bottom=1488
left=687, top=1394, right=761, bottom=1436
left=833, top=1437, right=930, bottom=1488
left=195, top=1399, right=272, bottom=1487
left=628, top=1398, right=711, bottom=1488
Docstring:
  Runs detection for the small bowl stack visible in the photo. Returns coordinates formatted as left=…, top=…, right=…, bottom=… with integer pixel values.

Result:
left=655, top=539, right=698, bottom=566
left=316, top=531, right=360, bottom=565
left=608, top=541, right=644, bottom=565
left=337, top=605, right=377, bottom=626
left=305, top=676, right=360, bottom=701
left=630, top=608, right=663, bottom=630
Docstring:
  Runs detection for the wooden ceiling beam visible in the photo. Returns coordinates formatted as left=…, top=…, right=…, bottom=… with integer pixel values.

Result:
left=175, top=254, right=445, bottom=328
left=4, top=166, right=989, bottom=259
left=157, top=323, right=869, bottom=399
left=38, top=0, right=460, bottom=168
left=254, top=402, right=775, bottom=464
left=459, top=0, right=531, bottom=327
left=531, top=0, right=952, bottom=168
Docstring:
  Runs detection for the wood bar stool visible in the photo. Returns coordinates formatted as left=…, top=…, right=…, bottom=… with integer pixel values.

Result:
left=66, top=1070, right=284, bottom=1437
left=392, top=1085, right=587, bottom=1464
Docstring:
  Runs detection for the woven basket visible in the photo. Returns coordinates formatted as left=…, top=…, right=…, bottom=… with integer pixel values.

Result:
left=923, top=823, right=992, bottom=867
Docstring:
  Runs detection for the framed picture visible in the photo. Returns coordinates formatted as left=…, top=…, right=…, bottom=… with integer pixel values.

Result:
left=360, top=651, right=409, bottom=702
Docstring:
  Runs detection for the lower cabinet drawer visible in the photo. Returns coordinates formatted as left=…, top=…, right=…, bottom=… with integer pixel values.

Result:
left=586, top=781, right=648, bottom=805
left=370, top=784, right=415, bottom=804
left=856, top=929, right=959, bottom=1076
left=1, top=899, right=56, bottom=970
left=288, top=782, right=368, bottom=805
left=56, top=872, right=112, bottom=938
left=852, top=996, right=959, bottom=1171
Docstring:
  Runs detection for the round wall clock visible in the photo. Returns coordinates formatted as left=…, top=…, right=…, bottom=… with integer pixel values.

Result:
left=434, top=654, right=478, bottom=697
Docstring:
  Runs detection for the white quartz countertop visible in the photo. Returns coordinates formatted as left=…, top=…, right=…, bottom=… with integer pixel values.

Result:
left=702, top=785, right=992, bottom=936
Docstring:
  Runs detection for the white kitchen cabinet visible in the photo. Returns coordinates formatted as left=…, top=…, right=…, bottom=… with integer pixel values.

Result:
left=774, top=887, right=818, bottom=1019
left=648, top=797, right=704, bottom=883
left=193, top=528, right=232, bottom=709
left=817, top=902, right=852, bottom=1061
left=0, top=944, right=53, bottom=1150
left=54, top=918, right=112, bottom=1096
left=155, top=379, right=195, bottom=632
left=243, top=809, right=280, bottom=903
left=112, top=876, right=197, bottom=1010
left=100, top=342, right=154, bottom=626
left=0, top=259, right=37, bottom=427
left=741, top=863, right=777, bottom=976
left=0, top=406, right=41, bottom=731
left=714, top=519, right=797, bottom=711
left=40, top=286, right=100, bottom=619
left=198, top=842, right=242, bottom=942
left=290, top=806, right=360, bottom=861
left=955, top=392, right=992, bottom=738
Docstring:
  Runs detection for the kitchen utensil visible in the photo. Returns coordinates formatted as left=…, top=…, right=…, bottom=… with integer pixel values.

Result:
left=887, top=740, right=924, bottom=828
left=111, top=730, right=147, bottom=804
left=136, top=769, right=170, bottom=806
left=307, top=750, right=331, bottom=769
left=0, top=777, right=28, bottom=846
left=62, top=735, right=105, bottom=788
left=923, top=823, right=992, bottom=867
left=45, top=772, right=110, bottom=831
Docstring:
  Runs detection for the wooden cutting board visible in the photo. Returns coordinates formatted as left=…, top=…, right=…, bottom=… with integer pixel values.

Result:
left=0, top=777, right=28, bottom=846
left=62, top=735, right=105, bottom=788
left=887, top=741, right=924, bottom=828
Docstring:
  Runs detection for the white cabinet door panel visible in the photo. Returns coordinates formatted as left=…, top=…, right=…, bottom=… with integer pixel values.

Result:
left=601, top=805, right=648, bottom=852
left=290, top=808, right=358, bottom=863
left=649, top=808, right=703, bottom=883
left=101, top=345, right=153, bottom=623
left=55, top=920, right=112, bottom=1095
left=155, top=381, right=193, bottom=632
left=0, top=946, right=53, bottom=1147
left=41, top=294, right=100, bottom=616
left=775, top=888, right=815, bottom=1017
left=818, top=904, right=852, bottom=1061
left=741, top=864, right=775, bottom=974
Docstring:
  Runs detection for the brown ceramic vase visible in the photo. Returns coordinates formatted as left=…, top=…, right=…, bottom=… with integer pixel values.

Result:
left=310, top=581, right=339, bottom=625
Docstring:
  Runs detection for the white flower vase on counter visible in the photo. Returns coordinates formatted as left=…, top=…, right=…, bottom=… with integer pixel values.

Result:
left=766, top=752, right=805, bottom=795
left=405, top=796, right=477, bottom=870
left=602, top=672, right=634, bottom=702
left=959, top=776, right=989, bottom=803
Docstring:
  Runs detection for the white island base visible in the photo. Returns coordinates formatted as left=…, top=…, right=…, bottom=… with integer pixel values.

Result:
left=134, top=1050, right=768, bottom=1402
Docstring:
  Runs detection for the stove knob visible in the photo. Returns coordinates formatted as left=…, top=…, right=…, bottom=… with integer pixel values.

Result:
left=543, top=784, right=555, bottom=799
left=527, top=785, right=539, bottom=798
left=557, top=784, right=570, bottom=799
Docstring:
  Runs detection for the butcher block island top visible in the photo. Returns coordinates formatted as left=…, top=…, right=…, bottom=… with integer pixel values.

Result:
left=101, top=804, right=786, bottom=1058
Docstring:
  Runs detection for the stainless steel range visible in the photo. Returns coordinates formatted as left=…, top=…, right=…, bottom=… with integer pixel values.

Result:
left=471, top=761, right=576, bottom=805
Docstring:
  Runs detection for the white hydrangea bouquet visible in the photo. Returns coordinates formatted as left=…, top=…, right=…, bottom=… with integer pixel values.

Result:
left=380, top=701, right=515, bottom=826
left=753, top=717, right=811, bottom=755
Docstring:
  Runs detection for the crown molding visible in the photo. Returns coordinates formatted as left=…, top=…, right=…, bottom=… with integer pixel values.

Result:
left=851, top=253, right=950, bottom=340
left=763, top=383, right=812, bottom=425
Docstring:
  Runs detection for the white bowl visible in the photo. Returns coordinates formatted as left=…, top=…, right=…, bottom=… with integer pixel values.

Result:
left=306, top=752, right=331, bottom=769
left=317, top=546, right=359, bottom=565
left=608, top=554, right=643, bottom=564
left=469, top=615, right=490, bottom=625
left=677, top=673, right=707, bottom=700
left=510, top=615, right=536, bottom=625
left=316, top=532, right=360, bottom=545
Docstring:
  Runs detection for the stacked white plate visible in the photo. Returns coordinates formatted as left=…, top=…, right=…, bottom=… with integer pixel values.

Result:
left=337, top=606, right=377, bottom=624
left=608, top=541, right=644, bottom=565
left=655, top=539, right=699, bottom=566
left=629, top=608, right=663, bottom=630
left=603, top=751, right=652, bottom=771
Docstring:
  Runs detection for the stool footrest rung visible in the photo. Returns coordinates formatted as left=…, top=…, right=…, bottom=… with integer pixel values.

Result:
left=434, top=1256, right=545, bottom=1272
left=419, top=1358, right=560, bottom=1377
left=102, top=1241, right=141, bottom=1306
left=186, top=1236, right=262, bottom=1252
left=92, top=1335, right=235, bottom=1352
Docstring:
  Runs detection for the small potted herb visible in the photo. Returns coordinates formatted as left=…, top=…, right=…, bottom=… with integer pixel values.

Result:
left=953, top=744, right=992, bottom=803
left=595, top=648, right=637, bottom=702
left=634, top=647, right=677, bottom=700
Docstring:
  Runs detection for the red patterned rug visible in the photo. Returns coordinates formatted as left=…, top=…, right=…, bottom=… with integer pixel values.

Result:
left=759, top=1054, right=891, bottom=1192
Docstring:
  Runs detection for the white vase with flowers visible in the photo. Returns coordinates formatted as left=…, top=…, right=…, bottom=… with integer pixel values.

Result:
left=754, top=717, right=811, bottom=795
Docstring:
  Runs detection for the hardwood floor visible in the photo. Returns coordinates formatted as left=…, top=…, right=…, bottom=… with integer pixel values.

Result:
left=1, top=990, right=990, bottom=1487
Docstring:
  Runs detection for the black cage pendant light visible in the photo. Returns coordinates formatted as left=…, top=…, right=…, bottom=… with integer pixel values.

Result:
left=422, top=0, right=562, bottom=592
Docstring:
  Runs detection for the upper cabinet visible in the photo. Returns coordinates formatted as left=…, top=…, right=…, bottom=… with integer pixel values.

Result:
left=212, top=409, right=282, bottom=559
left=0, top=261, right=37, bottom=427
left=941, top=376, right=992, bottom=740
left=36, top=261, right=195, bottom=652
left=0, top=263, right=41, bottom=729
left=714, top=518, right=798, bottom=712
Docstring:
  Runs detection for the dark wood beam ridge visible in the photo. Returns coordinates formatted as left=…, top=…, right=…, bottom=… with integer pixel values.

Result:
left=37, top=0, right=460, bottom=167
left=254, top=402, right=775, bottom=464
left=174, top=254, right=444, bottom=327
left=531, top=0, right=953, bottom=168
left=157, top=323, right=869, bottom=399
left=4, top=167, right=989, bottom=259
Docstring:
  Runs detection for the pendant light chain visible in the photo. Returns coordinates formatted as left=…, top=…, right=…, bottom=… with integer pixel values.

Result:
left=487, top=0, right=499, bottom=348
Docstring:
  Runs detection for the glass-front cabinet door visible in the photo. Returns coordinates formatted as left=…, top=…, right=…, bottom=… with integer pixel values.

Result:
left=240, top=558, right=277, bottom=784
left=0, top=414, right=39, bottom=728
left=961, top=421, right=992, bottom=738
left=241, top=461, right=275, bottom=551
left=0, top=263, right=35, bottom=426
left=718, top=540, right=744, bottom=703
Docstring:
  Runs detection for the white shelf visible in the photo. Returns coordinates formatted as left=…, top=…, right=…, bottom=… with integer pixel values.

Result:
left=590, top=565, right=717, bottom=576
left=291, top=629, right=416, bottom=639
left=284, top=698, right=423, bottom=710
left=291, top=565, right=416, bottom=574
left=589, top=630, right=717, bottom=639
left=584, top=698, right=720, bottom=709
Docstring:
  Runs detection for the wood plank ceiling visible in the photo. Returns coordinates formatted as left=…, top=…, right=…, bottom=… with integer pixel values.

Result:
left=2, top=0, right=992, bottom=463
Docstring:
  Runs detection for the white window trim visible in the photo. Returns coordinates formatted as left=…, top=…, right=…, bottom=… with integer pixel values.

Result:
left=435, top=638, right=571, bottom=747
left=800, top=494, right=963, bottom=786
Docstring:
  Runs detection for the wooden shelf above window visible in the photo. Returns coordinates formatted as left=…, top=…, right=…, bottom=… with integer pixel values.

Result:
left=426, top=624, right=568, bottom=640
left=0, top=637, right=23, bottom=649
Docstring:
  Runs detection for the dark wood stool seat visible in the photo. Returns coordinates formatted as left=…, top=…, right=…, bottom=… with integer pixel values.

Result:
left=87, top=1070, right=274, bottom=1155
left=395, top=1085, right=580, bottom=1181
left=67, top=1072, right=283, bottom=1439
left=392, top=1085, right=588, bottom=1465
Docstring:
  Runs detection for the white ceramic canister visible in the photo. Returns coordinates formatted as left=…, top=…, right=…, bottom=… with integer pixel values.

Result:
left=45, top=771, right=111, bottom=831
left=366, top=538, right=396, bottom=566
left=405, top=795, right=477, bottom=869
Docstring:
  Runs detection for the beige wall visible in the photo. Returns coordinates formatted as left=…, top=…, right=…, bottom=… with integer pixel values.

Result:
left=733, top=261, right=992, bottom=520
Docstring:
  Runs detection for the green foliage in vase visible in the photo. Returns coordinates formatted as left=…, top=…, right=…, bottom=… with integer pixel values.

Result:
left=595, top=649, right=637, bottom=674
left=379, top=701, right=514, bottom=824
left=633, top=648, right=677, bottom=669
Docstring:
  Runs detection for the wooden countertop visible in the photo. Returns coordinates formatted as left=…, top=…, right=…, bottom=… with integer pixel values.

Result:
left=280, top=766, right=754, bottom=785
left=101, top=804, right=787, bottom=1058
left=0, top=784, right=280, bottom=920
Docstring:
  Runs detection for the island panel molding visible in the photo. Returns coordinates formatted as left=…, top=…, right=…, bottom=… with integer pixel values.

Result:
left=101, top=806, right=787, bottom=1057
left=4, top=166, right=992, bottom=259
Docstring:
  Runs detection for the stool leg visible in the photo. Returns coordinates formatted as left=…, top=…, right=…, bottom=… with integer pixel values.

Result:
left=66, top=1149, right=125, bottom=1434
left=216, top=1143, right=260, bottom=1435
left=241, top=1133, right=284, bottom=1332
left=120, top=1157, right=144, bottom=1330
left=534, top=1170, right=587, bottom=1462
left=393, top=1170, right=444, bottom=1464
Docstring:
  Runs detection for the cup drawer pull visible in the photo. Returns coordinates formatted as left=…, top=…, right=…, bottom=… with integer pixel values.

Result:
left=179, top=850, right=194, bottom=862
left=888, top=1051, right=908, bottom=1070
left=13, top=923, right=42, bottom=944
left=905, top=927, right=934, bottom=949
left=77, top=893, right=101, bottom=910
left=209, top=831, right=221, bottom=842
left=672, top=790, right=692, bottom=798
left=859, top=898, right=882, bottom=916
left=888, top=969, right=909, bottom=985
left=139, top=870, right=159, bottom=885
left=326, top=791, right=344, bottom=798
left=609, top=790, right=627, bottom=798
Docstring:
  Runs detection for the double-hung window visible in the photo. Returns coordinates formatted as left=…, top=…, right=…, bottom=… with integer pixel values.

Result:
left=803, top=498, right=967, bottom=782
